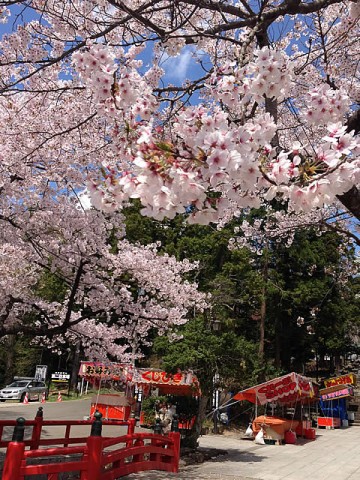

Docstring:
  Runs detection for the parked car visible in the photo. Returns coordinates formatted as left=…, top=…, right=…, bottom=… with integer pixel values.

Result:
left=0, top=377, right=47, bottom=402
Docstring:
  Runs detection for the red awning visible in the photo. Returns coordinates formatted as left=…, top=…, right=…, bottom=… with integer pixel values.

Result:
left=78, top=362, right=200, bottom=396
left=233, top=372, right=316, bottom=405
left=134, top=369, right=201, bottom=396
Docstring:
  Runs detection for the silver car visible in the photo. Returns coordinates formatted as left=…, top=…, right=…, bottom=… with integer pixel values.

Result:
left=0, top=378, right=48, bottom=402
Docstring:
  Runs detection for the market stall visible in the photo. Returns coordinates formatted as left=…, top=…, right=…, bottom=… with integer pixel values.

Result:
left=318, top=373, right=356, bottom=428
left=233, top=372, right=317, bottom=443
left=78, top=362, right=200, bottom=430
left=78, top=362, right=135, bottom=421
left=132, top=369, right=200, bottom=432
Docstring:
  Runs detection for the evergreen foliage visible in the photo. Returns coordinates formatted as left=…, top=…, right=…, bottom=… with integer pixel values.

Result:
left=124, top=201, right=359, bottom=387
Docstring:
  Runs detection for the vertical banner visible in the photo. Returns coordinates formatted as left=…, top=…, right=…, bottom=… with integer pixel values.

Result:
left=35, top=365, right=48, bottom=382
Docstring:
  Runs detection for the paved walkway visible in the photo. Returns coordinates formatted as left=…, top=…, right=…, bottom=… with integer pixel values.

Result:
left=124, top=427, right=360, bottom=480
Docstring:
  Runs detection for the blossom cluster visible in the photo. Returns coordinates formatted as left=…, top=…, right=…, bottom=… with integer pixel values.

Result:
left=302, top=85, right=351, bottom=125
left=89, top=108, right=359, bottom=223
left=72, top=43, right=118, bottom=102
left=88, top=106, right=279, bottom=223
left=208, top=47, right=292, bottom=111
left=72, top=43, right=158, bottom=120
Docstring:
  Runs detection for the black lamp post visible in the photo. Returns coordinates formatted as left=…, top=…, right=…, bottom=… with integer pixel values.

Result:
left=212, top=371, right=220, bottom=434
left=209, top=313, right=221, bottom=434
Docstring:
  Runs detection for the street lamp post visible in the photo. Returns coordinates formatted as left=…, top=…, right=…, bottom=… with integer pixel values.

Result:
left=212, top=371, right=220, bottom=434
left=209, top=312, right=221, bottom=434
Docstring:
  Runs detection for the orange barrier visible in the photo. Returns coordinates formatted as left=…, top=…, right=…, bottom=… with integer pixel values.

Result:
left=1, top=409, right=180, bottom=480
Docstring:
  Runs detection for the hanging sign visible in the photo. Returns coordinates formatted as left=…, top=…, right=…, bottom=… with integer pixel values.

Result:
left=320, top=386, right=354, bottom=401
left=136, top=369, right=197, bottom=387
left=324, top=373, right=356, bottom=388
left=78, top=362, right=133, bottom=381
left=140, top=370, right=183, bottom=385
left=234, top=372, right=316, bottom=405
left=35, top=365, right=48, bottom=382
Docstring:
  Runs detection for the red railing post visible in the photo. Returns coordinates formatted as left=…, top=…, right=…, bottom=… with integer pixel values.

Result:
left=126, top=416, right=136, bottom=448
left=3, top=417, right=26, bottom=480
left=31, top=407, right=43, bottom=450
left=127, top=417, right=136, bottom=436
left=132, top=438, right=144, bottom=463
left=168, top=431, right=181, bottom=473
left=149, top=418, right=163, bottom=463
left=85, top=411, right=103, bottom=480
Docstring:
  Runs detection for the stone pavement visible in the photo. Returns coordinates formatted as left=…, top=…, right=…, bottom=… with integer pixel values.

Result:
left=124, top=426, right=360, bottom=480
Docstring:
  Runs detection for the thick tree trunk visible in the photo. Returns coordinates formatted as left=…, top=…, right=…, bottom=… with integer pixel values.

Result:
left=275, top=319, right=281, bottom=369
left=258, top=250, right=269, bottom=371
left=4, top=335, right=16, bottom=385
left=70, top=341, right=81, bottom=391
left=337, top=186, right=360, bottom=221
left=335, top=108, right=360, bottom=219
left=183, top=395, right=209, bottom=449
left=258, top=290, right=266, bottom=364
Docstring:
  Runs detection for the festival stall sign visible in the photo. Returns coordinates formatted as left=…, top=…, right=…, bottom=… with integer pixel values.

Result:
left=233, top=372, right=316, bottom=405
left=133, top=369, right=201, bottom=396
left=324, top=373, right=356, bottom=388
left=78, top=361, right=134, bottom=383
left=320, top=384, right=354, bottom=402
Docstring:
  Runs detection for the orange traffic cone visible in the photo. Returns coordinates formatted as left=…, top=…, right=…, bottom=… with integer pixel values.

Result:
left=23, top=392, right=29, bottom=404
left=41, top=392, right=46, bottom=404
left=57, top=391, right=62, bottom=402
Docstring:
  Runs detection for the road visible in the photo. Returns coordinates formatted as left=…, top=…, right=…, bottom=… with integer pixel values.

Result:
left=0, top=397, right=131, bottom=444
left=0, top=397, right=93, bottom=421
left=1, top=400, right=360, bottom=479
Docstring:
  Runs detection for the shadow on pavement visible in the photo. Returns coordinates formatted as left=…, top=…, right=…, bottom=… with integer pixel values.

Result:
left=203, top=448, right=267, bottom=464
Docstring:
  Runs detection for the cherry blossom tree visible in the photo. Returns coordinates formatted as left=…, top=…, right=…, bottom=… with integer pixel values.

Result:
left=0, top=1, right=358, bottom=228
left=0, top=1, right=359, bottom=358
left=0, top=197, right=207, bottom=360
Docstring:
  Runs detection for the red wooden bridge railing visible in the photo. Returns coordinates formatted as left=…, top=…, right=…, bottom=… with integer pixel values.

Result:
left=1, top=409, right=181, bottom=479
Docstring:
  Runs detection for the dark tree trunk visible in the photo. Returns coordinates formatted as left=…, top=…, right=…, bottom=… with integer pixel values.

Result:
left=183, top=395, right=209, bottom=449
left=4, top=335, right=16, bottom=385
left=337, top=186, right=360, bottom=221
left=258, top=251, right=269, bottom=374
left=70, top=341, right=81, bottom=391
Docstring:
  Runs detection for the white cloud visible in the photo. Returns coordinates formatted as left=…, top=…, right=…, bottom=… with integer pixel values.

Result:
left=76, top=189, right=92, bottom=210
left=162, top=48, right=193, bottom=82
